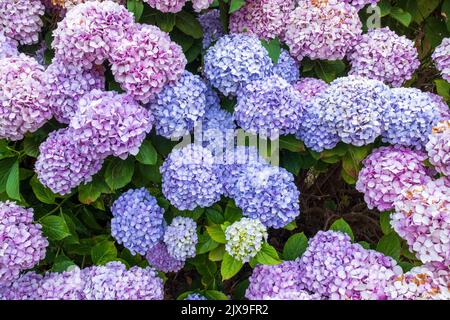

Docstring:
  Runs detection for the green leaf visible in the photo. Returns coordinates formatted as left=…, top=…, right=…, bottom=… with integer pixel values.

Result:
left=61, top=212, right=80, bottom=245
left=255, top=243, right=282, bottom=265
left=229, top=0, right=246, bottom=13
left=390, top=7, right=412, bottom=27
left=206, top=208, right=225, bottom=224
left=208, top=245, right=225, bottom=261
left=51, top=255, right=76, bottom=273
left=221, top=252, right=243, bottom=280
left=358, top=241, right=371, bottom=250
left=261, top=38, right=281, bottom=64
left=314, top=60, right=346, bottom=83
left=443, top=0, right=450, bottom=32
left=4, top=159, right=20, bottom=200
left=380, top=211, right=393, bottom=235
left=377, top=232, right=401, bottom=260
left=155, top=13, right=176, bottom=32
left=91, top=240, right=118, bottom=265
left=30, top=175, right=56, bottom=204
left=414, top=0, right=441, bottom=23
left=279, top=135, right=305, bottom=153
left=204, top=290, right=229, bottom=300
left=224, top=200, right=242, bottom=223
left=435, top=79, right=450, bottom=101
left=185, top=41, right=202, bottom=63
left=40, top=216, right=71, bottom=241
left=197, top=233, right=220, bottom=254
left=127, top=0, right=144, bottom=21
left=135, top=140, right=157, bottom=165
left=329, top=218, right=354, bottom=241
left=206, top=224, right=227, bottom=244
left=78, top=176, right=111, bottom=205
left=176, top=11, right=203, bottom=39
left=23, top=136, right=41, bottom=158
left=283, top=232, right=308, bottom=261
left=283, top=220, right=297, bottom=231
left=104, top=157, right=135, bottom=190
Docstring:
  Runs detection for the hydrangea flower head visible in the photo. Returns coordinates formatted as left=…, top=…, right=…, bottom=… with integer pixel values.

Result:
left=0, top=31, right=18, bottom=59
left=144, top=0, right=186, bottom=13
left=163, top=217, right=198, bottom=261
left=272, top=50, right=300, bottom=84
left=342, top=0, right=380, bottom=10
left=293, top=77, right=328, bottom=101
left=146, top=242, right=185, bottom=273
left=198, top=9, right=225, bottom=49
left=432, top=38, right=450, bottom=82
left=185, top=293, right=208, bottom=300
left=426, top=120, right=450, bottom=176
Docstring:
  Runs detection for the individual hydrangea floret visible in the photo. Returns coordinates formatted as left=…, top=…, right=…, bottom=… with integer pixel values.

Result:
left=35, top=128, right=104, bottom=195
left=110, top=24, right=186, bottom=104
left=356, top=145, right=432, bottom=212
left=234, top=165, right=300, bottom=229
left=163, top=217, right=198, bottom=261
left=0, top=201, right=48, bottom=287
left=348, top=27, right=419, bottom=87
left=272, top=50, right=300, bottom=84
left=185, top=293, right=208, bottom=300
left=144, top=0, right=186, bottom=13
left=392, top=177, right=450, bottom=266
left=204, top=34, right=273, bottom=96
left=111, top=188, right=166, bottom=256
left=149, top=71, right=207, bottom=139
left=284, top=0, right=362, bottom=61
left=0, top=31, right=18, bottom=59
left=383, top=88, right=442, bottom=150
left=70, top=90, right=153, bottom=159
left=198, top=9, right=225, bottom=49
left=45, top=61, right=105, bottom=124
left=426, top=120, right=450, bottom=176
left=0, top=0, right=44, bottom=45
left=0, top=55, right=51, bottom=141
left=292, top=77, right=328, bottom=101
left=161, top=144, right=223, bottom=210
left=225, top=218, right=268, bottom=263
left=342, top=0, right=380, bottom=10
left=191, top=0, right=213, bottom=12
left=145, top=242, right=185, bottom=273
left=229, top=0, right=295, bottom=40
left=234, top=75, right=304, bottom=138
left=432, top=38, right=450, bottom=82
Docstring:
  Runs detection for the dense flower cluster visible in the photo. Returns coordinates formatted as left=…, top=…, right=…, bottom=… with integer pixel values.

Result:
left=0, top=55, right=51, bottom=141
left=0, top=272, right=43, bottom=300
left=348, top=27, right=419, bottom=87
left=204, top=34, right=273, bottom=96
left=198, top=9, right=224, bottom=49
left=0, top=0, right=44, bottom=45
left=144, top=0, right=186, bottom=13
left=146, top=242, right=185, bottom=273
left=111, top=188, right=166, bottom=256
left=0, top=31, right=18, bottom=59
left=191, top=0, right=213, bottom=12
left=426, top=120, right=450, bottom=176
left=272, top=50, right=300, bottom=84
left=392, top=177, right=450, bottom=266
left=161, top=144, right=223, bottom=210
left=0, top=201, right=48, bottom=287
left=225, top=218, right=268, bottom=263
left=200, top=105, right=236, bottom=154
left=342, top=0, right=380, bottom=10
left=429, top=93, right=450, bottom=120
left=163, top=217, right=198, bottom=261
left=234, top=75, right=304, bottom=138
left=432, top=38, right=450, bottom=82
left=229, top=0, right=295, bottom=40
left=59, top=0, right=125, bottom=9
left=284, top=0, right=362, bottom=61
left=185, top=293, right=208, bottom=300
left=356, top=146, right=432, bottom=211
left=292, top=77, right=328, bottom=101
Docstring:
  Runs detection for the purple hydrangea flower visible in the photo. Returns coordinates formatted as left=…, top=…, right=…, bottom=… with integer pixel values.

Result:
left=61, top=0, right=125, bottom=9
left=145, top=242, right=185, bottom=273
left=200, top=105, right=236, bottom=156
left=185, top=293, right=208, bottom=300
left=356, top=145, right=432, bottom=212
left=426, top=120, right=450, bottom=176
left=264, top=290, right=321, bottom=300
left=0, top=0, right=44, bottom=45
left=0, top=55, right=51, bottom=141
left=342, top=0, right=380, bottom=10
left=284, top=0, right=362, bottom=61
left=198, top=9, right=225, bottom=49
left=428, top=93, right=450, bottom=120
left=0, top=272, right=42, bottom=300
left=0, top=201, right=48, bottom=287
left=37, top=267, right=84, bottom=300
left=163, top=217, right=198, bottom=261
left=111, top=188, right=166, bottom=256
left=348, top=27, right=419, bottom=87
left=234, top=75, right=304, bottom=138
left=204, top=34, right=273, bottom=96
left=191, top=0, right=213, bottom=12
left=272, top=50, right=300, bottom=84
left=292, top=77, right=328, bottom=101
left=148, top=71, right=207, bottom=139
left=234, top=165, right=300, bottom=229
left=70, top=90, right=153, bottom=159
left=110, top=24, right=186, bottom=104
left=144, top=0, right=186, bottom=13
left=383, top=88, right=442, bottom=150
left=432, top=38, right=450, bottom=82
left=0, top=31, right=18, bottom=59
left=45, top=61, right=105, bottom=124
left=161, top=144, right=223, bottom=210
left=35, top=128, right=104, bottom=195
left=392, top=177, right=450, bottom=266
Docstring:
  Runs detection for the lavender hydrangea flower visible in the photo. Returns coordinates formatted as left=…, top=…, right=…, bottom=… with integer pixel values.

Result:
left=356, top=145, right=432, bottom=212
left=0, top=201, right=48, bottom=287
left=234, top=165, right=300, bottom=229
left=35, top=128, right=104, bottom=195
left=432, top=38, right=450, bottom=82
left=200, top=105, right=236, bottom=155
left=161, top=144, right=223, bottom=210
left=297, top=230, right=402, bottom=300
left=426, top=120, right=450, bottom=176
left=392, top=177, right=450, bottom=266
left=163, top=217, right=198, bottom=261
left=225, top=218, right=268, bottom=263
left=70, top=90, right=153, bottom=159
left=110, top=24, right=186, bottom=104
left=198, top=9, right=225, bottom=49
left=204, top=34, right=273, bottom=96
left=145, top=242, right=185, bottom=273
left=0, top=0, right=44, bottom=45
left=185, top=293, right=208, bottom=300
left=149, top=71, right=207, bottom=139
left=32, top=41, right=47, bottom=67
left=229, top=0, right=295, bottom=40
left=234, top=75, right=304, bottom=138
left=0, top=272, right=42, bottom=300
left=191, top=0, right=213, bottom=12
left=284, top=0, right=362, bottom=61
left=45, top=61, right=105, bottom=124
left=0, top=55, right=51, bottom=141
left=0, top=31, right=18, bottom=59
left=144, top=0, right=186, bottom=13
left=82, top=261, right=164, bottom=300
left=265, top=290, right=321, bottom=300
left=111, top=188, right=166, bottom=256
left=342, top=0, right=380, bottom=10
left=383, top=88, right=442, bottom=150
left=60, top=0, right=125, bottom=9
left=292, top=77, right=328, bottom=101
left=38, top=267, right=84, bottom=300
left=52, top=1, right=135, bottom=69
left=428, top=93, right=450, bottom=120
left=272, top=50, right=300, bottom=84
left=348, top=27, right=419, bottom=87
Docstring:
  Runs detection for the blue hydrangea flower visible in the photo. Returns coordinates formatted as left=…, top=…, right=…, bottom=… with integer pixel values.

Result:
left=163, top=217, right=198, bottom=261
left=200, top=105, right=236, bottom=156
left=198, top=9, right=225, bottom=49
left=272, top=49, right=300, bottom=84
left=185, top=293, right=208, bottom=300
